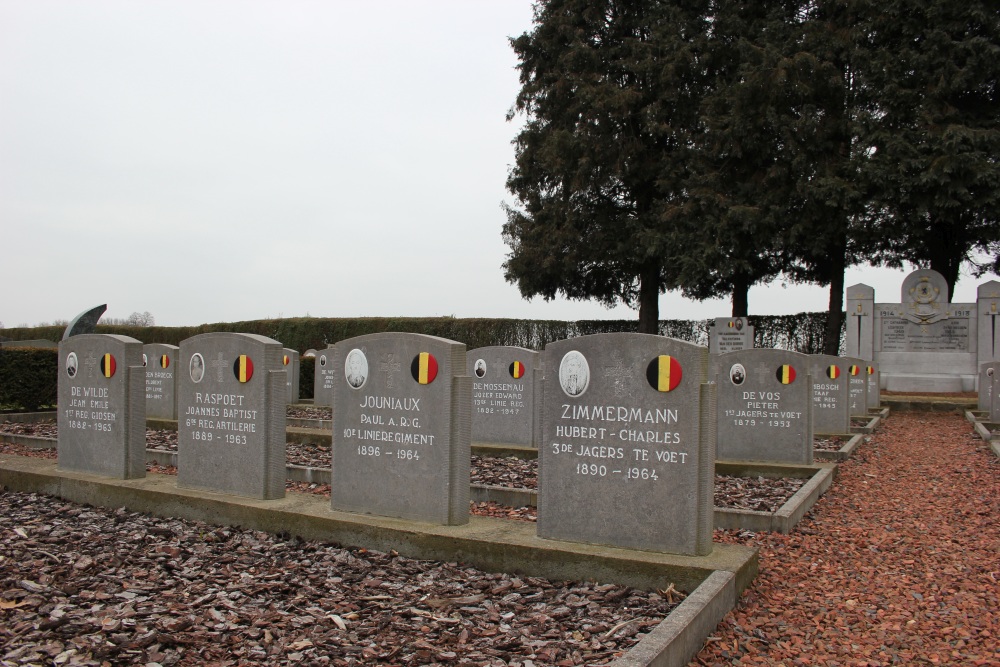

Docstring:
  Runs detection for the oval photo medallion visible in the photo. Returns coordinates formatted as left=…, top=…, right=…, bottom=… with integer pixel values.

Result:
left=558, top=350, right=590, bottom=397
left=344, top=348, right=369, bottom=389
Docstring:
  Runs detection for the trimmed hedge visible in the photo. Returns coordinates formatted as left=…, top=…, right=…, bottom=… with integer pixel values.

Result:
left=0, top=313, right=844, bottom=356
left=0, top=347, right=58, bottom=411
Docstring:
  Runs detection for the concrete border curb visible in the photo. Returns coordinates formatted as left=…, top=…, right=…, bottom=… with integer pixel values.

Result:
left=814, top=433, right=864, bottom=462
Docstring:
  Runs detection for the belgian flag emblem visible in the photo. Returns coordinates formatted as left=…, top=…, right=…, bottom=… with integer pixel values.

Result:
left=411, top=352, right=438, bottom=385
left=100, top=354, right=116, bottom=378
left=160, top=355, right=170, bottom=369
left=849, top=364, right=860, bottom=376
left=233, top=355, right=254, bottom=383
left=509, top=361, right=525, bottom=379
left=727, top=320, right=735, bottom=328
left=283, top=354, right=290, bottom=366
left=646, top=355, right=682, bottom=392
left=826, top=365, right=841, bottom=380
left=866, top=365, right=875, bottom=376
left=775, top=365, right=796, bottom=384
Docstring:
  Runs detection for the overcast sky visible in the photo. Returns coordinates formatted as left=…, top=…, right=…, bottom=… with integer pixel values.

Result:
left=1, top=1, right=995, bottom=330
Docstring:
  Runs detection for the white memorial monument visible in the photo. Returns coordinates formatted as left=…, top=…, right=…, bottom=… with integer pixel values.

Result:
left=846, top=269, right=1000, bottom=392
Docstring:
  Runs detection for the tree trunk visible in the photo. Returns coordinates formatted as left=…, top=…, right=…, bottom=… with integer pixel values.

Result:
left=825, top=255, right=846, bottom=356
left=637, top=264, right=660, bottom=334
left=928, top=255, right=961, bottom=302
left=731, top=275, right=750, bottom=317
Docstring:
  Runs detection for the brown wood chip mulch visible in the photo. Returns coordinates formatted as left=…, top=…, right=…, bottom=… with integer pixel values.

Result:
left=691, top=411, right=1000, bottom=666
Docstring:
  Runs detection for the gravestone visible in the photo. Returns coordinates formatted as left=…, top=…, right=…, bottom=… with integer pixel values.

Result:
left=313, top=348, right=337, bottom=408
left=808, top=354, right=851, bottom=434
left=992, top=363, right=1000, bottom=423
left=143, top=344, right=179, bottom=420
left=979, top=362, right=1000, bottom=414
left=330, top=333, right=470, bottom=525
left=176, top=333, right=286, bottom=499
left=714, top=349, right=813, bottom=465
left=539, top=333, right=715, bottom=556
left=845, top=357, right=868, bottom=418
left=866, top=361, right=880, bottom=411
left=467, top=346, right=538, bottom=447
left=710, top=317, right=754, bottom=354
left=282, top=348, right=300, bottom=403
left=846, top=270, right=998, bottom=391
left=57, top=334, right=145, bottom=479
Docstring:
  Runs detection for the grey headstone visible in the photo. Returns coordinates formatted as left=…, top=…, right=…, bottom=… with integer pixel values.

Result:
left=978, top=280, right=1000, bottom=366
left=713, top=349, right=813, bottom=465
left=282, top=348, right=301, bottom=403
left=538, top=334, right=715, bottom=556
left=710, top=317, right=754, bottom=354
left=865, top=361, right=880, bottom=411
left=176, top=332, right=286, bottom=500
left=313, top=348, right=336, bottom=408
left=845, top=357, right=868, bottom=418
left=846, top=284, right=875, bottom=359
left=57, top=334, right=145, bottom=479
left=143, top=344, right=179, bottom=420
left=808, top=354, right=851, bottom=434
left=467, top=346, right=539, bottom=447
left=62, top=304, right=107, bottom=340
left=992, top=365, right=1000, bottom=423
left=330, top=333, right=470, bottom=525
left=979, top=362, right=1000, bottom=414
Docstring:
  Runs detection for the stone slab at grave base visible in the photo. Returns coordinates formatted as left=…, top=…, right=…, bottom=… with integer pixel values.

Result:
left=0, top=454, right=757, bottom=667
left=851, top=414, right=883, bottom=434
left=712, top=462, right=837, bottom=534
left=963, top=411, right=1000, bottom=457
left=882, top=372, right=975, bottom=393
left=881, top=395, right=977, bottom=413
left=814, top=433, right=865, bottom=462
left=0, top=410, right=57, bottom=423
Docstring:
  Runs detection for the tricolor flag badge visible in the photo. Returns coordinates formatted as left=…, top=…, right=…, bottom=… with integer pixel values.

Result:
left=509, top=361, right=525, bottom=379
left=160, top=354, right=170, bottom=369
left=411, top=352, right=438, bottom=385
left=775, top=364, right=796, bottom=384
left=646, top=355, right=682, bottom=392
left=867, top=365, right=875, bottom=376
left=233, top=355, right=254, bottom=383
left=100, top=353, right=116, bottom=378
left=849, top=364, right=860, bottom=376
left=727, top=320, right=735, bottom=328
left=283, top=354, right=290, bottom=366
left=827, top=365, right=841, bottom=380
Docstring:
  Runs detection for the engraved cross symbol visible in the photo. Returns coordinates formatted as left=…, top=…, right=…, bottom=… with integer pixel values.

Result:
left=493, top=358, right=507, bottom=378
left=753, top=361, right=771, bottom=384
left=602, top=352, right=630, bottom=397
left=210, top=352, right=229, bottom=383
left=84, top=353, right=98, bottom=378
left=380, top=353, right=401, bottom=389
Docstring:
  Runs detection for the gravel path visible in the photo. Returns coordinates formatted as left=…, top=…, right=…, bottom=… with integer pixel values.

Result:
left=691, top=411, right=1000, bottom=665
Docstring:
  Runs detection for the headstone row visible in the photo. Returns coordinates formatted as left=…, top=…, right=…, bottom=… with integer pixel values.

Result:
left=57, top=331, right=886, bottom=557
